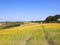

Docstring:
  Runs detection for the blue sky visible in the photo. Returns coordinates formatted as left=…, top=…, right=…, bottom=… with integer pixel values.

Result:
left=0, top=0, right=60, bottom=21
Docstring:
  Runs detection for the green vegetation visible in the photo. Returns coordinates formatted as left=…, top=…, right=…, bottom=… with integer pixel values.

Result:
left=31, top=14, right=60, bottom=23
left=45, top=14, right=60, bottom=23
left=0, top=22, right=24, bottom=29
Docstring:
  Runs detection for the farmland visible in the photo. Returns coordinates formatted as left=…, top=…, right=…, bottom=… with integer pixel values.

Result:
left=0, top=23, right=60, bottom=45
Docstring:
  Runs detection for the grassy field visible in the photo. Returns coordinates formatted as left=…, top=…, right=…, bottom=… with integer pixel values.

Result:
left=0, top=23, right=60, bottom=45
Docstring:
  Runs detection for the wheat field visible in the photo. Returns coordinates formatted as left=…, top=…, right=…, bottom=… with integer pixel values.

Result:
left=0, top=23, right=60, bottom=45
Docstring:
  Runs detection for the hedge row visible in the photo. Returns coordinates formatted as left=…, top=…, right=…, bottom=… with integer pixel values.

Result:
left=1, top=23, right=20, bottom=29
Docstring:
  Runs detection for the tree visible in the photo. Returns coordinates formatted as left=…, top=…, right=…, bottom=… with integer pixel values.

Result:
left=53, top=14, right=60, bottom=20
left=45, top=14, right=60, bottom=23
left=45, top=16, right=53, bottom=23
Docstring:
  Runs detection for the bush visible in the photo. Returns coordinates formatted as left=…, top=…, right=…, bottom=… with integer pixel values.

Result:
left=1, top=23, right=20, bottom=29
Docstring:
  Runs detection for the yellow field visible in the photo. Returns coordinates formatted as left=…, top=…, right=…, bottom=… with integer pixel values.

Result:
left=0, top=23, right=60, bottom=45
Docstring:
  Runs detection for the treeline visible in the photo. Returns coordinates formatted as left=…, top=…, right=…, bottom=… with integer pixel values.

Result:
left=31, top=14, right=60, bottom=23
left=0, top=22, right=24, bottom=29
left=0, top=14, right=60, bottom=29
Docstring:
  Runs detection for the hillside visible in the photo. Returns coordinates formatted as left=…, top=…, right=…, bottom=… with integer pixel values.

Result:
left=0, top=23, right=60, bottom=45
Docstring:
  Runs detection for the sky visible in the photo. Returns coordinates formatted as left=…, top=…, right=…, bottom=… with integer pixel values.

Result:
left=0, top=0, right=60, bottom=22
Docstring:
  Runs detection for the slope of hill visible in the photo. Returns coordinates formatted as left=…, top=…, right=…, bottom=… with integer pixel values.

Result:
left=0, top=23, right=60, bottom=45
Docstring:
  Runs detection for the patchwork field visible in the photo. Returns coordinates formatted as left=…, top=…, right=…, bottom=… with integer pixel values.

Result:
left=0, top=23, right=60, bottom=45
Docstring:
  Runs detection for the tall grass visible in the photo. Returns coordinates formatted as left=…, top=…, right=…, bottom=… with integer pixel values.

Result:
left=41, top=23, right=54, bottom=45
left=0, top=23, right=60, bottom=45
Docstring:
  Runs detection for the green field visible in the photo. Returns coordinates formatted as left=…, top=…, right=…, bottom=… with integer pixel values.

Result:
left=0, top=23, right=60, bottom=45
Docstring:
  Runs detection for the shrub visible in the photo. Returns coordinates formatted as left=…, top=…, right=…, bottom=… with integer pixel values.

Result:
left=1, top=23, right=21, bottom=29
